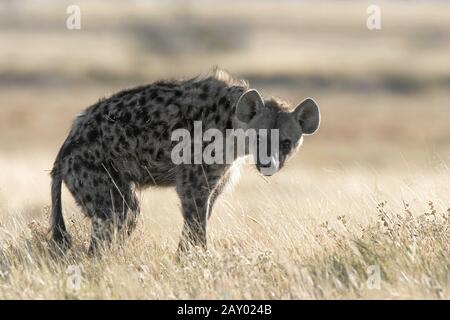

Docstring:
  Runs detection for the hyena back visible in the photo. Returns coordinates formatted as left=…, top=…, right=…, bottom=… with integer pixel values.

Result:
left=50, top=69, right=320, bottom=253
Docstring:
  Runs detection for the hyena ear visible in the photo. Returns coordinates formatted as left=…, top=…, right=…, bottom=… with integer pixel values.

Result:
left=294, top=98, right=320, bottom=135
left=235, top=89, right=265, bottom=123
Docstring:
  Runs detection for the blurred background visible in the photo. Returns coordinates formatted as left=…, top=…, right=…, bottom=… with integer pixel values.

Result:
left=0, top=0, right=449, bottom=224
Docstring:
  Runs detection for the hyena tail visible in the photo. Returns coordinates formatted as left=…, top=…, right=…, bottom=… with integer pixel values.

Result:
left=50, top=164, right=71, bottom=249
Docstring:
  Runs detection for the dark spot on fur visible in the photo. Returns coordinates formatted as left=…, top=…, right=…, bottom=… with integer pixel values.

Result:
left=156, top=149, right=164, bottom=160
left=172, top=122, right=183, bottom=131
left=60, top=140, right=76, bottom=159
left=87, top=129, right=98, bottom=142
left=150, top=91, right=158, bottom=100
left=132, top=126, right=140, bottom=136
left=119, top=135, right=129, bottom=148
left=125, top=127, right=133, bottom=138
left=137, top=107, right=150, bottom=122
left=83, top=160, right=97, bottom=171
left=94, top=113, right=103, bottom=124
left=219, top=96, right=227, bottom=105
left=122, top=112, right=132, bottom=123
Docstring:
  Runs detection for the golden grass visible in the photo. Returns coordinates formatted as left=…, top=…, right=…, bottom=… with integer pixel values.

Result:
left=0, top=154, right=449, bottom=299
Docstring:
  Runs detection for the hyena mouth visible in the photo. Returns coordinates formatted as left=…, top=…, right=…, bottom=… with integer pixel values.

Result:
left=256, top=155, right=280, bottom=176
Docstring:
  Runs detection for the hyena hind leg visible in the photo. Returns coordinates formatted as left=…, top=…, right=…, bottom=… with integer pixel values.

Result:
left=84, top=178, right=140, bottom=255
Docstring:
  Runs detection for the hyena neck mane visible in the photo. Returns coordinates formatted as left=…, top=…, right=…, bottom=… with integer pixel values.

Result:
left=101, top=68, right=288, bottom=133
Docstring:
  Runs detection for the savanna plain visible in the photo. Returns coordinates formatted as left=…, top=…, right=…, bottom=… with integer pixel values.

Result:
left=0, top=1, right=449, bottom=299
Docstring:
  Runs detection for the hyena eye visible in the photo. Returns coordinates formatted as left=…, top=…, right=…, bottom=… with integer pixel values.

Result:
left=281, top=139, right=292, bottom=151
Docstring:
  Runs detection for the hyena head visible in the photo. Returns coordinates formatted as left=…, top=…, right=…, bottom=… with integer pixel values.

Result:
left=235, top=89, right=320, bottom=176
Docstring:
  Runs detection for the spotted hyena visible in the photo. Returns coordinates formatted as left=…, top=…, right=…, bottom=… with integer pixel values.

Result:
left=50, top=69, right=320, bottom=253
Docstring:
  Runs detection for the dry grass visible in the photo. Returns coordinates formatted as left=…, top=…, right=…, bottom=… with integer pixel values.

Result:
left=0, top=157, right=449, bottom=299
left=0, top=1, right=449, bottom=299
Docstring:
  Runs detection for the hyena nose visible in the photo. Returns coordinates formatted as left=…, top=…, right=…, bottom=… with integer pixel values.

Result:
left=259, top=162, right=271, bottom=168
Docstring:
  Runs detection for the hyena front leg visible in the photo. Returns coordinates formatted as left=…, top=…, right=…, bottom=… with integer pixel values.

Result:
left=175, top=165, right=223, bottom=253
